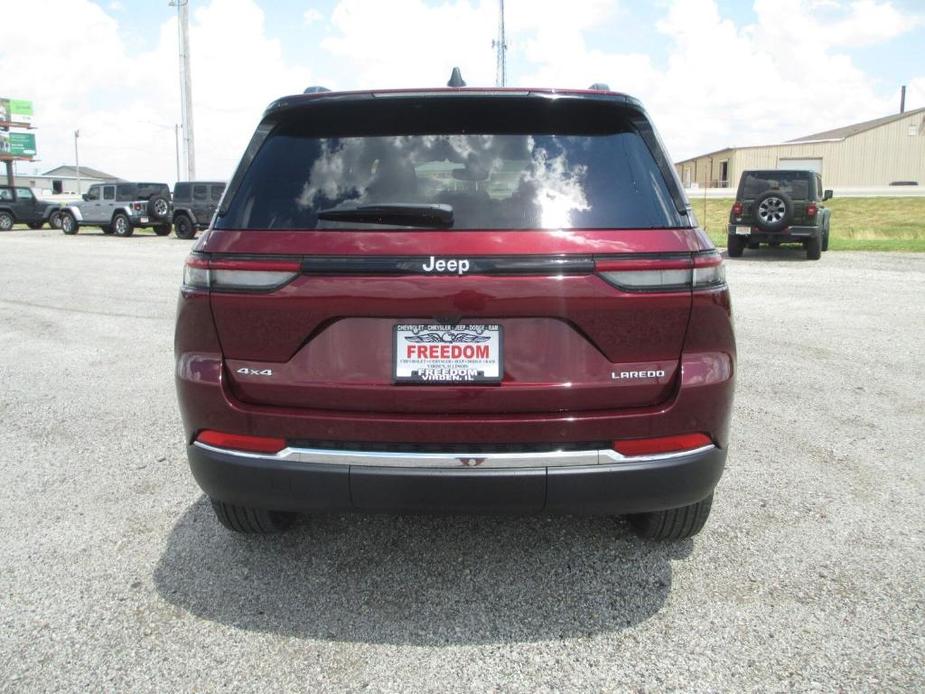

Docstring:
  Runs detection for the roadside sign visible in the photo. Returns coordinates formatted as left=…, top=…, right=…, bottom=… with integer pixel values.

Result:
left=0, top=98, right=33, bottom=125
left=7, top=132, right=36, bottom=156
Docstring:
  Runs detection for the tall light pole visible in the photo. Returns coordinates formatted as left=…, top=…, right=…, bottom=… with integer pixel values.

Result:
left=74, top=129, right=81, bottom=194
left=171, top=0, right=195, bottom=180
left=174, top=124, right=181, bottom=182
left=492, top=0, right=507, bottom=87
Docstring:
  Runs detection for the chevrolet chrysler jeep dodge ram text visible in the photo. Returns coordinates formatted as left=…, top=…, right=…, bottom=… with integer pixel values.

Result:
left=175, top=86, right=736, bottom=540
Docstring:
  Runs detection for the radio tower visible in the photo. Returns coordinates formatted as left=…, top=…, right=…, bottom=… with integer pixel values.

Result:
left=492, top=0, right=507, bottom=87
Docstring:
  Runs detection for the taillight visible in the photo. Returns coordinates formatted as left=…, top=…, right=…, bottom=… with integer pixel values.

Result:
left=732, top=201, right=743, bottom=216
left=596, top=251, right=725, bottom=291
left=182, top=255, right=300, bottom=292
left=692, top=251, right=726, bottom=288
left=196, top=430, right=287, bottom=454
left=613, top=433, right=712, bottom=457
left=182, top=256, right=210, bottom=289
left=805, top=204, right=817, bottom=218
left=133, top=202, right=144, bottom=212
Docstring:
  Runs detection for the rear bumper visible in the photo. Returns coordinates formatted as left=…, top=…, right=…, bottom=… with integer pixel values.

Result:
left=187, top=442, right=726, bottom=515
left=728, top=224, right=820, bottom=242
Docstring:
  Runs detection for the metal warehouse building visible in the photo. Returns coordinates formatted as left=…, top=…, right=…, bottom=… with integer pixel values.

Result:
left=675, top=107, right=925, bottom=190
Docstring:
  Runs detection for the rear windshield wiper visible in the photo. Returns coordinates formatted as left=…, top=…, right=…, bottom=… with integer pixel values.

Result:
left=317, top=203, right=454, bottom=228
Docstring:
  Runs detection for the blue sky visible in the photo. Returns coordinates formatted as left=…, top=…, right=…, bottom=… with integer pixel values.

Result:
left=2, top=0, right=924, bottom=183
left=111, top=0, right=924, bottom=94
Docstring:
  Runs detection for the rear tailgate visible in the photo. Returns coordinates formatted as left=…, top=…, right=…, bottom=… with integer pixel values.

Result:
left=204, top=228, right=706, bottom=414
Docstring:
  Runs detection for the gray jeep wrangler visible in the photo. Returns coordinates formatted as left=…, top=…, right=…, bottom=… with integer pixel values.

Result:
left=59, top=182, right=172, bottom=237
left=171, top=181, right=225, bottom=239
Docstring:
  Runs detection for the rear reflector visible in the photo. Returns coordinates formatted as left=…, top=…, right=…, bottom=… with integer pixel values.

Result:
left=613, top=433, right=712, bottom=456
left=196, top=430, right=287, bottom=454
left=182, top=255, right=299, bottom=292
left=596, top=251, right=725, bottom=291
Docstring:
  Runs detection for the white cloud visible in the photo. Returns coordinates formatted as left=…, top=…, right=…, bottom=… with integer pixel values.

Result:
left=319, top=0, right=619, bottom=89
left=821, top=0, right=917, bottom=46
left=321, top=0, right=498, bottom=88
left=303, top=8, right=323, bottom=24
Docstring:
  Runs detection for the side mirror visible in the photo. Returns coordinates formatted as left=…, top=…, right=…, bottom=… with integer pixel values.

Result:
left=82, top=194, right=89, bottom=201
left=823, top=189, right=833, bottom=201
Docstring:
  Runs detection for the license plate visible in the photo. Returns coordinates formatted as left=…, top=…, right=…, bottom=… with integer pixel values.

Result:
left=394, top=324, right=502, bottom=383
left=140, top=217, right=149, bottom=224
left=735, top=226, right=751, bottom=235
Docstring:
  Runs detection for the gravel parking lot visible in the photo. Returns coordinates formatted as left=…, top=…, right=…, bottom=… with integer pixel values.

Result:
left=0, top=228, right=923, bottom=691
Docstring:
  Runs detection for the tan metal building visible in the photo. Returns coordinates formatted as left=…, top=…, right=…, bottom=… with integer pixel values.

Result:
left=675, top=107, right=925, bottom=190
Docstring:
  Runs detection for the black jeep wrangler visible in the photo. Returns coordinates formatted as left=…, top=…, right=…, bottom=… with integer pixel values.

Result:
left=171, top=181, right=225, bottom=239
left=0, top=185, right=61, bottom=231
left=727, top=170, right=833, bottom=260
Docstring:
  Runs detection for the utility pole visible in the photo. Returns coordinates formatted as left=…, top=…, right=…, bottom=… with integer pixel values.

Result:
left=492, top=0, right=507, bottom=87
left=74, top=129, right=80, bottom=194
left=900, top=85, right=906, bottom=114
left=173, top=0, right=196, bottom=180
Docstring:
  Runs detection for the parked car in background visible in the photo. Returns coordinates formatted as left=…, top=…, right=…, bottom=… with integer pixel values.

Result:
left=175, top=83, right=736, bottom=541
left=0, top=185, right=62, bottom=230
left=172, top=181, right=225, bottom=239
left=58, top=182, right=172, bottom=236
left=727, top=169, right=832, bottom=260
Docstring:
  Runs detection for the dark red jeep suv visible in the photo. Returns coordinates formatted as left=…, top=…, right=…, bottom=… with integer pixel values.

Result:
left=175, top=86, right=736, bottom=540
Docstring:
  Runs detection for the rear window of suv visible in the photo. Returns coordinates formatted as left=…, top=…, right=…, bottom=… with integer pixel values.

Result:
left=217, top=97, right=686, bottom=231
left=118, top=183, right=169, bottom=201
left=738, top=172, right=813, bottom=200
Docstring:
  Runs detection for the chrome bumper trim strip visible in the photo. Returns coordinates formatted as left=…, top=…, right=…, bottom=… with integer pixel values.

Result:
left=193, top=441, right=716, bottom=469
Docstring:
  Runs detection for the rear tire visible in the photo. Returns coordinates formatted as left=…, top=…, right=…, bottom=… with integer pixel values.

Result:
left=174, top=214, right=195, bottom=239
left=628, top=494, right=713, bottom=540
left=806, top=235, right=821, bottom=260
left=821, top=226, right=830, bottom=252
left=153, top=224, right=171, bottom=236
left=49, top=210, right=62, bottom=229
left=60, top=212, right=79, bottom=235
left=210, top=498, right=295, bottom=534
left=112, top=212, right=133, bottom=237
left=0, top=211, right=14, bottom=231
left=727, top=234, right=745, bottom=258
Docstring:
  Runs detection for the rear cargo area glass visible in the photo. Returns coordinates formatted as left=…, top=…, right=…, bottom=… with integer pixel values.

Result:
left=217, top=101, right=684, bottom=231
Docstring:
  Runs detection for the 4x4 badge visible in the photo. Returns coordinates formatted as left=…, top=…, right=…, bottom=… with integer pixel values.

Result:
left=236, top=367, right=273, bottom=376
